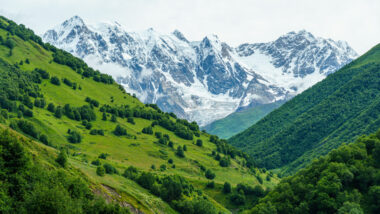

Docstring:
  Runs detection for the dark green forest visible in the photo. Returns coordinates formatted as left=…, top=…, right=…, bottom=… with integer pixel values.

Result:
left=250, top=129, right=380, bottom=214
left=229, top=44, right=380, bottom=175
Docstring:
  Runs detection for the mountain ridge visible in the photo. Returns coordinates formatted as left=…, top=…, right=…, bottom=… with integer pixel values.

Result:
left=229, top=43, right=380, bottom=175
left=43, top=16, right=357, bottom=126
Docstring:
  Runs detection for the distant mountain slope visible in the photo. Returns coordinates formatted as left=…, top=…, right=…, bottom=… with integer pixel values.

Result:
left=0, top=16, right=277, bottom=213
left=43, top=16, right=357, bottom=126
left=229, top=43, right=380, bottom=175
left=203, top=101, right=284, bottom=139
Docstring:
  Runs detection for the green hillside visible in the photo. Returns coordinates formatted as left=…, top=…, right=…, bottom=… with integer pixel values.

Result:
left=203, top=101, right=284, bottom=139
left=229, top=44, right=380, bottom=175
left=249, top=129, right=380, bottom=214
left=0, top=16, right=278, bottom=213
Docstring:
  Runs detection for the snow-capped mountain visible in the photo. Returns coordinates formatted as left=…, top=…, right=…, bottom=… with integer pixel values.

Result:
left=43, top=16, right=357, bottom=126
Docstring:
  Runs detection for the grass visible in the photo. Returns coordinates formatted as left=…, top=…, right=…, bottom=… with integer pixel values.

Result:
left=0, top=25, right=279, bottom=213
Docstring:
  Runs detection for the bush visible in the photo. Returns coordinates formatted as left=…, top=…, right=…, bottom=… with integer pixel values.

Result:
left=230, top=193, right=245, bottom=205
left=219, top=157, right=230, bottom=167
left=137, top=172, right=156, bottom=189
left=206, top=181, right=215, bottom=188
left=39, top=134, right=49, bottom=145
left=50, top=76, right=61, bottom=85
left=114, top=125, right=127, bottom=136
left=196, top=139, right=203, bottom=147
left=67, top=130, right=82, bottom=143
left=55, top=106, right=63, bottom=118
left=155, top=132, right=162, bottom=139
left=168, top=159, right=174, bottom=164
left=160, top=164, right=167, bottom=171
left=56, top=150, right=67, bottom=167
left=34, top=68, right=50, bottom=79
left=63, top=78, right=73, bottom=87
left=16, top=119, right=39, bottom=138
left=223, top=182, right=231, bottom=193
left=96, top=166, right=105, bottom=176
left=142, top=126, right=153, bottom=135
left=176, top=146, right=185, bottom=158
left=91, top=159, right=101, bottom=166
left=103, top=163, right=118, bottom=175
left=98, top=153, right=108, bottom=160
left=205, top=169, right=215, bottom=180
left=168, top=141, right=174, bottom=148
left=47, top=103, right=55, bottom=112
left=123, top=166, right=139, bottom=180
left=127, top=117, right=135, bottom=124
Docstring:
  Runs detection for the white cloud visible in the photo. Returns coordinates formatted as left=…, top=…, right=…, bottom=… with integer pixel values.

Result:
left=1, top=0, right=379, bottom=54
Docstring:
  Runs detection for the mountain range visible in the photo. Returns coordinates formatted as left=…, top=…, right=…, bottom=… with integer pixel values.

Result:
left=43, top=16, right=357, bottom=126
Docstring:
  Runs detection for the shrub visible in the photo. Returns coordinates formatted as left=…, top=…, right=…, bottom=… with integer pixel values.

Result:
left=168, top=141, right=174, bottom=148
left=56, top=150, right=67, bottom=167
left=47, top=103, right=55, bottom=112
left=223, top=182, right=231, bottom=193
left=160, top=164, right=167, bottom=171
left=155, top=132, right=162, bottom=139
left=39, top=134, right=49, bottom=145
left=34, top=68, right=50, bottom=79
left=123, top=166, right=139, bottom=180
left=54, top=106, right=63, bottom=118
left=168, top=159, right=174, bottom=164
left=67, top=130, right=82, bottom=143
left=103, top=163, right=118, bottom=175
left=114, top=125, right=127, bottom=136
left=230, top=193, right=245, bottom=205
left=137, top=172, right=156, bottom=189
left=219, top=157, right=230, bottom=167
left=205, top=169, right=215, bottom=180
left=98, top=153, right=108, bottom=159
left=50, top=76, right=61, bottom=85
left=196, top=139, right=203, bottom=147
left=16, top=119, right=39, bottom=138
left=176, top=146, right=185, bottom=158
left=91, top=159, right=101, bottom=166
left=142, top=126, right=153, bottom=135
left=127, top=117, right=135, bottom=124
left=96, top=166, right=105, bottom=176
left=206, top=181, right=215, bottom=188
left=111, top=114, right=117, bottom=122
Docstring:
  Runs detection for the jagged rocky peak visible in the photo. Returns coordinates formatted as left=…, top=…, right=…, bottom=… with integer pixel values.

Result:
left=63, top=15, right=86, bottom=27
left=43, top=17, right=358, bottom=126
left=172, top=29, right=189, bottom=43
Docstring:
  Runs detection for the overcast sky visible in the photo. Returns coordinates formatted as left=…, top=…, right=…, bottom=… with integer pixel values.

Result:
left=1, top=0, right=379, bottom=55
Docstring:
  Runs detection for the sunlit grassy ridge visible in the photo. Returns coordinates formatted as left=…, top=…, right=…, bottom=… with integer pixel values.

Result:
left=0, top=16, right=278, bottom=213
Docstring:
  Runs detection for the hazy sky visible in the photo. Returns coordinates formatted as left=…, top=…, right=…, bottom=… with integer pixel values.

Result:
left=1, top=0, right=379, bottom=54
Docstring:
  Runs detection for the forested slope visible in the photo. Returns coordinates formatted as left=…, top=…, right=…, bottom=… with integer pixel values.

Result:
left=229, top=44, right=380, bottom=175
left=249, top=129, right=380, bottom=214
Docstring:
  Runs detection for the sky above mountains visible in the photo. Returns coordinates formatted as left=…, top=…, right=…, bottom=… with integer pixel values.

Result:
left=1, top=0, right=379, bottom=55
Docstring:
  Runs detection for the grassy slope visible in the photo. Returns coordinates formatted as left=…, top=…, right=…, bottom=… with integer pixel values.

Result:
left=203, top=101, right=285, bottom=139
left=229, top=44, right=380, bottom=175
left=0, top=24, right=278, bottom=213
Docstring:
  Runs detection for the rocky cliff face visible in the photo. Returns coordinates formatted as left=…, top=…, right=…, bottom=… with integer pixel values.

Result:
left=43, top=16, right=357, bottom=126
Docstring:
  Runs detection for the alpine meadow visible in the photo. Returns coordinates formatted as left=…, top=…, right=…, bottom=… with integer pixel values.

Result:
left=1, top=0, right=380, bottom=213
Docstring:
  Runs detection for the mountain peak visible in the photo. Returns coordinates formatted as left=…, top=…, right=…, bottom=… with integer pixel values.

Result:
left=172, top=29, right=189, bottom=43
left=63, top=15, right=85, bottom=27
